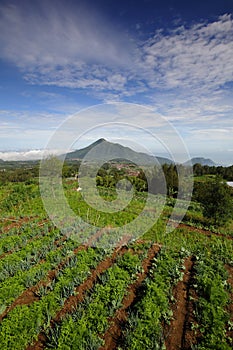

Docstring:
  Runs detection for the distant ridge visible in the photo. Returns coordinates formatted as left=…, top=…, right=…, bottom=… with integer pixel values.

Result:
left=64, top=138, right=173, bottom=165
left=184, top=157, right=217, bottom=166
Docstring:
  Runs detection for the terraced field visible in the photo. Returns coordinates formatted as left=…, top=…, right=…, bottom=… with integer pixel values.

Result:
left=0, top=213, right=232, bottom=350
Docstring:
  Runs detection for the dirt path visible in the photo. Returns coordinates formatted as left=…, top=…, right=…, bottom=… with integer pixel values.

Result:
left=165, top=256, right=195, bottom=350
left=99, top=243, right=162, bottom=350
left=27, top=237, right=131, bottom=350
left=225, top=265, right=233, bottom=346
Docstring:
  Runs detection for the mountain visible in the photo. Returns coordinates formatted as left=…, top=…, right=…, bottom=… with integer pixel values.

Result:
left=184, top=157, right=217, bottom=166
left=64, top=138, right=173, bottom=165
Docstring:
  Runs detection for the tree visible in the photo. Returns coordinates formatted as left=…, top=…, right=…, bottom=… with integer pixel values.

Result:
left=194, top=177, right=233, bottom=226
left=193, top=163, right=203, bottom=176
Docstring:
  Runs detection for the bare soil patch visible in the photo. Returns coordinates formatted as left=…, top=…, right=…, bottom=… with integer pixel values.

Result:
left=165, top=256, right=195, bottom=350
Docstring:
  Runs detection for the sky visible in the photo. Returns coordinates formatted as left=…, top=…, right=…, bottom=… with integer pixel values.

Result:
left=0, top=0, right=233, bottom=164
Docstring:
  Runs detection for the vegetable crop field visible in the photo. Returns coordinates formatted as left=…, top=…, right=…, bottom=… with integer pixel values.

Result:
left=0, top=180, right=233, bottom=350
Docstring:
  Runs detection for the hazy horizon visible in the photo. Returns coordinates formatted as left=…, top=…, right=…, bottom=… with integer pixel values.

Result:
left=0, top=137, right=230, bottom=166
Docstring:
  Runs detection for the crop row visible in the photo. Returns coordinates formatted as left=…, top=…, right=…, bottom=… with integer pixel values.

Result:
left=193, top=253, right=232, bottom=350
left=0, top=217, right=47, bottom=238
left=0, top=246, right=108, bottom=349
left=43, top=247, right=151, bottom=349
left=0, top=221, right=53, bottom=256
left=0, top=236, right=84, bottom=315
left=120, top=247, right=188, bottom=350
left=0, top=228, right=64, bottom=282
left=0, top=219, right=116, bottom=318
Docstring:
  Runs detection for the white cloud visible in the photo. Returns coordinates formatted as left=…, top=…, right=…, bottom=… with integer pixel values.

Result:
left=0, top=3, right=233, bottom=163
left=1, top=3, right=232, bottom=99
left=0, top=2, right=134, bottom=93
left=0, top=149, right=64, bottom=161
left=140, top=14, right=233, bottom=92
left=0, top=2, right=132, bottom=68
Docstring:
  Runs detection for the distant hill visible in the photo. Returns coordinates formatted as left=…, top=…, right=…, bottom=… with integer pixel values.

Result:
left=184, top=157, right=217, bottom=166
left=64, top=138, right=173, bottom=165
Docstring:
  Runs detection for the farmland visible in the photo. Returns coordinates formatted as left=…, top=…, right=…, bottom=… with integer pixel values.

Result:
left=0, top=174, right=233, bottom=349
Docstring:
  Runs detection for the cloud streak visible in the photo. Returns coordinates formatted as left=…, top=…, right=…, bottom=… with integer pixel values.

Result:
left=0, top=2, right=233, bottom=164
left=0, top=2, right=133, bottom=68
left=1, top=3, right=232, bottom=98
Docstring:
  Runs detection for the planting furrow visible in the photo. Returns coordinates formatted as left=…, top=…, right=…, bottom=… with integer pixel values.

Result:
left=0, top=216, right=34, bottom=232
left=181, top=257, right=200, bottom=350
left=0, top=240, right=85, bottom=321
left=177, top=222, right=233, bottom=241
left=0, top=226, right=120, bottom=320
left=99, top=243, right=161, bottom=350
left=164, top=256, right=195, bottom=350
left=119, top=248, right=187, bottom=350
left=26, top=241, right=130, bottom=350
left=0, top=247, right=106, bottom=350
left=0, top=217, right=48, bottom=235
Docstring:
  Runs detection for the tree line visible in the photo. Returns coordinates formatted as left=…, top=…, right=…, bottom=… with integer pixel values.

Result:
left=193, top=163, right=233, bottom=180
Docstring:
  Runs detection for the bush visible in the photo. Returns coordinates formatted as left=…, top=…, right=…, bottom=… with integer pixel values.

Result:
left=194, top=177, right=233, bottom=226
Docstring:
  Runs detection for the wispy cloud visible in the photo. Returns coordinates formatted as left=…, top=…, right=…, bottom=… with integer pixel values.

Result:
left=0, top=1, right=133, bottom=93
left=0, top=3, right=232, bottom=99
left=0, top=2, right=233, bottom=163
left=0, top=2, right=133, bottom=67
left=140, top=14, right=233, bottom=92
left=0, top=109, right=68, bottom=151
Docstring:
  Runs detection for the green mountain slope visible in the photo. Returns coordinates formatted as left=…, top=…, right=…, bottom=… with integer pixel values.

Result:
left=64, top=138, right=173, bottom=165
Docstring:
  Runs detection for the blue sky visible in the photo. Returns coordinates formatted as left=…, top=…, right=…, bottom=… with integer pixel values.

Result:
left=0, top=0, right=233, bottom=164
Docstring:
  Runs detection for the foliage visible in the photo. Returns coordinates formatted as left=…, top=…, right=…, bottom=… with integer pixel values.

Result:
left=0, top=163, right=233, bottom=349
left=193, top=254, right=231, bottom=349
left=121, top=248, right=185, bottom=349
left=194, top=176, right=233, bottom=226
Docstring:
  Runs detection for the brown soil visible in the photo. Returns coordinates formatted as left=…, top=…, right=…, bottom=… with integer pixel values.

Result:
left=0, top=216, right=31, bottom=232
left=0, top=216, right=48, bottom=233
left=0, top=235, right=74, bottom=321
left=0, top=227, right=124, bottom=322
left=99, top=243, right=162, bottom=350
left=176, top=222, right=233, bottom=241
left=26, top=237, right=131, bottom=350
left=181, top=258, right=201, bottom=349
left=165, top=256, right=196, bottom=350
left=0, top=249, right=17, bottom=260
left=225, top=265, right=233, bottom=346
